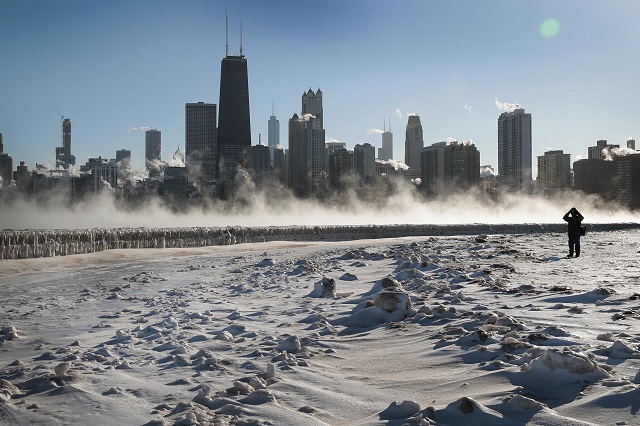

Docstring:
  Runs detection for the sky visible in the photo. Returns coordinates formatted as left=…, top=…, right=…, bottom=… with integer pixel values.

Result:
left=1, top=0, right=639, bottom=172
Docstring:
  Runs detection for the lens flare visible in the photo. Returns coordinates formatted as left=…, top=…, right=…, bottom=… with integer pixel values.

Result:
left=540, top=18, right=560, bottom=38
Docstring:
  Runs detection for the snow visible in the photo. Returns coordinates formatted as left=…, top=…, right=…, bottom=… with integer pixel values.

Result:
left=2, top=229, right=640, bottom=425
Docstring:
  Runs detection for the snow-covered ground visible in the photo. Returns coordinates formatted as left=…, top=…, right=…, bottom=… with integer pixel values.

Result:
left=2, top=229, right=640, bottom=425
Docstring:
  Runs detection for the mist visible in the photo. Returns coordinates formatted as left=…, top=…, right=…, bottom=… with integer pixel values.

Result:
left=0, top=179, right=637, bottom=230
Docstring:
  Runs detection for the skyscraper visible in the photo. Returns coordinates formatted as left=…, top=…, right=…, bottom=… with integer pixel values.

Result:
left=537, top=150, right=571, bottom=191
left=145, top=129, right=161, bottom=167
left=405, top=115, right=424, bottom=178
left=288, top=112, right=326, bottom=198
left=0, top=133, right=14, bottom=188
left=185, top=102, right=217, bottom=184
left=249, top=142, right=271, bottom=185
left=302, top=88, right=323, bottom=129
left=354, top=143, right=376, bottom=181
left=421, top=141, right=480, bottom=196
left=55, top=118, right=75, bottom=167
left=497, top=108, right=532, bottom=192
left=380, top=119, right=393, bottom=161
left=268, top=105, right=280, bottom=164
left=217, top=22, right=251, bottom=198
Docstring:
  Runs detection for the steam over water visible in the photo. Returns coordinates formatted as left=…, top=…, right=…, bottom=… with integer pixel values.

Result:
left=1, top=187, right=639, bottom=259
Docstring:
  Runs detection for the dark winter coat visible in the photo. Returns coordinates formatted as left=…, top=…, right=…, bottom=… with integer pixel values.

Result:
left=563, top=211, right=584, bottom=236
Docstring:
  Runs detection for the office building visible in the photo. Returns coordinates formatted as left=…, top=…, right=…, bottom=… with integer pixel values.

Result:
left=0, top=133, right=13, bottom=188
left=302, top=88, right=323, bottom=129
left=326, top=141, right=346, bottom=168
left=536, top=150, right=571, bottom=191
left=288, top=112, right=326, bottom=197
left=268, top=107, right=279, bottom=163
left=617, top=154, right=640, bottom=208
left=573, top=158, right=616, bottom=200
left=55, top=118, right=76, bottom=167
left=217, top=37, right=251, bottom=198
left=497, top=108, right=532, bottom=192
left=116, top=149, right=131, bottom=165
left=405, top=115, right=424, bottom=179
left=145, top=129, right=161, bottom=167
left=588, top=140, right=619, bottom=160
left=163, top=148, right=188, bottom=198
left=273, top=146, right=286, bottom=185
left=380, top=119, right=393, bottom=161
left=421, top=141, right=480, bottom=196
left=328, top=148, right=355, bottom=190
left=185, top=102, right=217, bottom=184
left=14, top=161, right=30, bottom=193
left=354, top=143, right=376, bottom=181
left=249, top=142, right=271, bottom=185
left=628, top=139, right=636, bottom=150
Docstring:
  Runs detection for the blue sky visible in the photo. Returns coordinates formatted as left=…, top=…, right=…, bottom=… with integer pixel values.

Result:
left=1, top=0, right=639, bottom=171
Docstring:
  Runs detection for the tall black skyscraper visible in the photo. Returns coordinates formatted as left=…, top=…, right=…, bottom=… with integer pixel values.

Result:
left=217, top=18, right=251, bottom=198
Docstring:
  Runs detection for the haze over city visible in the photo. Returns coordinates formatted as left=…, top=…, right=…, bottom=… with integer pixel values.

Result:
left=2, top=0, right=639, bottom=171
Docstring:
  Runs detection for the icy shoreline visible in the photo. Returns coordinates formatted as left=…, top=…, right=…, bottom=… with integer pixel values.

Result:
left=1, top=222, right=639, bottom=260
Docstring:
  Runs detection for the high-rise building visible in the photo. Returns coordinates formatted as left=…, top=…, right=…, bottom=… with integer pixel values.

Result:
left=163, top=148, right=188, bottom=198
left=55, top=118, right=76, bottom=167
left=354, top=143, right=376, bottom=181
left=0, top=133, right=14, bottom=188
left=537, top=150, right=572, bottom=191
left=380, top=119, right=393, bottom=161
left=588, top=139, right=619, bottom=160
left=328, top=148, right=355, bottom=190
left=217, top=34, right=251, bottom=198
left=268, top=105, right=280, bottom=163
left=616, top=154, right=640, bottom=208
left=145, top=129, right=161, bottom=167
left=325, top=141, right=346, bottom=168
left=14, top=161, right=30, bottom=193
left=628, top=139, right=636, bottom=150
left=185, top=102, right=217, bottom=185
left=302, top=88, right=323, bottom=129
left=273, top=146, right=286, bottom=185
left=288, top=112, right=326, bottom=197
left=421, top=141, right=480, bottom=196
left=420, top=142, right=446, bottom=196
left=497, top=108, right=532, bottom=192
left=116, top=149, right=132, bottom=164
left=573, top=158, right=616, bottom=200
left=249, top=142, right=271, bottom=185
left=405, top=115, right=424, bottom=179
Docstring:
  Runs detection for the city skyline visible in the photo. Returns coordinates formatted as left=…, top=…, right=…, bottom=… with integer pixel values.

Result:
left=1, top=1, right=639, bottom=171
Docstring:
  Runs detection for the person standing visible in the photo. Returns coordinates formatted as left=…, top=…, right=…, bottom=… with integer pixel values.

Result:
left=563, top=207, right=584, bottom=257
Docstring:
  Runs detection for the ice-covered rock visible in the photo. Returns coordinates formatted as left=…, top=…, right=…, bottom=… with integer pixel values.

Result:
left=379, top=400, right=421, bottom=419
left=373, top=289, right=413, bottom=314
left=307, top=277, right=337, bottom=298
left=276, top=335, right=301, bottom=353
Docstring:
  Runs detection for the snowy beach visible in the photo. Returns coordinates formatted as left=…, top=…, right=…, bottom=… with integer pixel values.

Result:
left=2, top=229, right=640, bottom=425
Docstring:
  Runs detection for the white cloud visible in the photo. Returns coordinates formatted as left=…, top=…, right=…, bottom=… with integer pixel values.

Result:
left=368, top=128, right=384, bottom=134
left=393, top=108, right=402, bottom=119
left=463, top=102, right=472, bottom=112
left=128, top=126, right=152, bottom=132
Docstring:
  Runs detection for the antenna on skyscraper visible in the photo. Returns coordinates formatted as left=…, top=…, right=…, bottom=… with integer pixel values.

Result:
left=240, top=20, right=243, bottom=57
left=383, top=117, right=386, bottom=133
left=272, top=101, right=275, bottom=116
left=225, top=7, right=229, bottom=57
